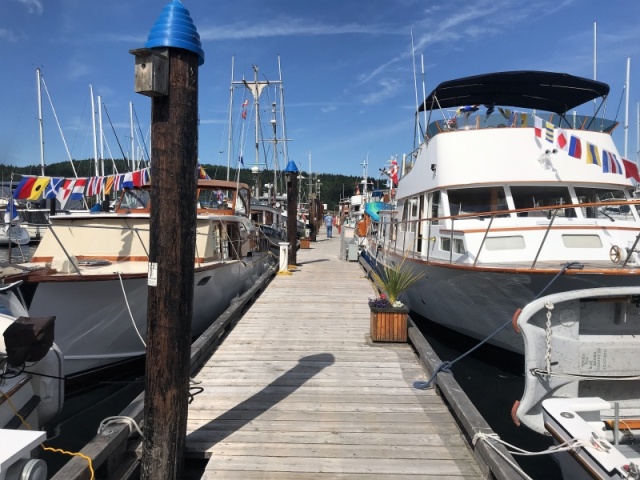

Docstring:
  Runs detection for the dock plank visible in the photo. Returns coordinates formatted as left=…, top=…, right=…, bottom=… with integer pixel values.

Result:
left=186, top=235, right=484, bottom=479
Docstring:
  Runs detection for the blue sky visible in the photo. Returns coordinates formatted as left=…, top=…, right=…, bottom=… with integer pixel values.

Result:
left=1, top=0, right=639, bottom=178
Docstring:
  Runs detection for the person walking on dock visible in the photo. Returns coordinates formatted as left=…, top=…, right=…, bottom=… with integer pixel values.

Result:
left=324, top=212, right=334, bottom=238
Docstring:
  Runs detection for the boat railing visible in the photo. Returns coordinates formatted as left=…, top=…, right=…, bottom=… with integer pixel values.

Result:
left=381, top=199, right=640, bottom=269
left=425, top=111, right=618, bottom=141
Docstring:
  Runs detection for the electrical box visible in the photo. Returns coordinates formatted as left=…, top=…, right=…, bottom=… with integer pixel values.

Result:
left=347, top=244, right=359, bottom=261
left=130, top=48, right=169, bottom=97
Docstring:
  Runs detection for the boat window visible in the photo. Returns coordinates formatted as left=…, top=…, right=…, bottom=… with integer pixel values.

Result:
left=237, top=188, right=250, bottom=215
left=447, top=187, right=507, bottom=217
left=399, top=200, right=408, bottom=232
left=562, top=235, right=602, bottom=248
left=119, top=188, right=150, bottom=210
left=574, top=187, right=632, bottom=219
left=511, top=186, right=574, bottom=217
left=440, top=237, right=465, bottom=253
left=485, top=236, right=525, bottom=250
left=429, top=191, right=441, bottom=225
left=198, top=188, right=235, bottom=210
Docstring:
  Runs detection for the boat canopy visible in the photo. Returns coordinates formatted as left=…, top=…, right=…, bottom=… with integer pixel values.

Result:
left=418, top=71, right=610, bottom=115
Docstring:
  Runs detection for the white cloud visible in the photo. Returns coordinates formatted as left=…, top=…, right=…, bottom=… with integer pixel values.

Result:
left=18, top=0, right=43, bottom=15
left=0, top=28, right=20, bottom=42
left=361, top=78, right=402, bottom=106
left=198, top=16, right=387, bottom=41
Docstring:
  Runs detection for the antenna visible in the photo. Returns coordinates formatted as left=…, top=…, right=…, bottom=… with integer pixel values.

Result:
left=624, top=57, right=630, bottom=158
left=411, top=31, right=420, bottom=149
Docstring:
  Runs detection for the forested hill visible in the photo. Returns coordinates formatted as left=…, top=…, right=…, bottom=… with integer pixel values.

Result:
left=0, top=160, right=387, bottom=212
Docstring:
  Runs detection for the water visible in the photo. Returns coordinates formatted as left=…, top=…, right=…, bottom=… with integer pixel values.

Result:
left=412, top=313, right=562, bottom=480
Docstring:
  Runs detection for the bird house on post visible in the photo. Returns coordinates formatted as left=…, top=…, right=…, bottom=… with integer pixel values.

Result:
left=130, top=48, right=169, bottom=97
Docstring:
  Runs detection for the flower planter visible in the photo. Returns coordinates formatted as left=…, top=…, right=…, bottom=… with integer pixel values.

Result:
left=300, top=238, right=311, bottom=249
left=369, top=306, right=409, bottom=342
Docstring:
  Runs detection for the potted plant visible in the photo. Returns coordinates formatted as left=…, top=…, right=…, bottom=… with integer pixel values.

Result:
left=368, top=257, right=424, bottom=342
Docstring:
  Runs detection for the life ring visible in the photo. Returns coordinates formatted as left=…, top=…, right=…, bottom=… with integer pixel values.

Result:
left=610, top=245, right=622, bottom=264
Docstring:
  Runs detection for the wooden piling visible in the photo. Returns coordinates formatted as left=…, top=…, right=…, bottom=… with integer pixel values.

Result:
left=140, top=48, right=199, bottom=480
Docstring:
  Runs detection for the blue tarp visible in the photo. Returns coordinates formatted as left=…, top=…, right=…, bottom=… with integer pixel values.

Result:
left=364, top=202, right=394, bottom=222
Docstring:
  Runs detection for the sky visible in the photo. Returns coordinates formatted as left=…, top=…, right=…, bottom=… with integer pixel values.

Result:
left=1, top=0, right=640, bottom=179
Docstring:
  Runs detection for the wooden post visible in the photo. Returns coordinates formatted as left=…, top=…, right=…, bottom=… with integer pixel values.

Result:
left=309, top=193, right=317, bottom=241
left=284, top=161, right=298, bottom=266
left=135, top=2, right=204, bottom=479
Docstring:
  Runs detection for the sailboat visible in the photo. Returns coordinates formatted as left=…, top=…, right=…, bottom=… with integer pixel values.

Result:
left=228, top=57, right=300, bottom=255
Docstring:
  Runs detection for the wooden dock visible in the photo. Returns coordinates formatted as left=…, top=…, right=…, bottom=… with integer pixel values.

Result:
left=184, top=233, right=485, bottom=479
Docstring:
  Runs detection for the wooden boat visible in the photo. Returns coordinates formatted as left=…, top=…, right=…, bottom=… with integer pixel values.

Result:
left=4, top=179, right=274, bottom=379
left=362, top=71, right=640, bottom=354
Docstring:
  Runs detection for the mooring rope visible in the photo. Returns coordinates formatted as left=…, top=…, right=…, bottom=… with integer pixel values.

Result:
left=414, top=261, right=583, bottom=390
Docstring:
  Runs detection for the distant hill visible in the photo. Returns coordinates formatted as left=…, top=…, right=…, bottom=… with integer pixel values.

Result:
left=0, top=160, right=386, bottom=212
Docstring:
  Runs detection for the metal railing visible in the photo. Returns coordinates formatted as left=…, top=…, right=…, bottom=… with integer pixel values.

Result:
left=367, top=199, right=640, bottom=270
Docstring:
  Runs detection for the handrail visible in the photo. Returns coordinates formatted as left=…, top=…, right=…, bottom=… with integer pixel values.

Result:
left=531, top=209, right=558, bottom=269
left=622, top=232, right=640, bottom=268
left=472, top=214, right=496, bottom=267
left=376, top=197, right=640, bottom=268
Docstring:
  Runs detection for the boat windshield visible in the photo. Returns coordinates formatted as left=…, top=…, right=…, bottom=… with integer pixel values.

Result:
left=426, top=111, right=618, bottom=140
left=198, top=188, right=235, bottom=210
left=119, top=188, right=151, bottom=210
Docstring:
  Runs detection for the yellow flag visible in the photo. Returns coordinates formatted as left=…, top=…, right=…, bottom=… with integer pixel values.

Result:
left=27, top=177, right=51, bottom=201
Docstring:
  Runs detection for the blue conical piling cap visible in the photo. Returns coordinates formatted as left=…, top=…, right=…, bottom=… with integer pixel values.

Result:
left=145, top=0, right=204, bottom=66
left=284, top=160, right=299, bottom=173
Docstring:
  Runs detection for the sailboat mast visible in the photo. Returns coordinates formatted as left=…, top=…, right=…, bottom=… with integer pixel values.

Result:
left=253, top=65, right=260, bottom=172
left=271, top=100, right=278, bottom=199
left=227, top=56, right=235, bottom=182
left=624, top=57, right=630, bottom=158
left=278, top=55, right=289, bottom=194
left=90, top=85, right=99, bottom=179
left=130, top=101, right=135, bottom=171
left=36, top=68, right=45, bottom=176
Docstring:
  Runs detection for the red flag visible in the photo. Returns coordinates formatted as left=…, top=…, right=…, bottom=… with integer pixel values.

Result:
left=241, top=110, right=247, bottom=120
left=13, top=177, right=37, bottom=199
left=556, top=129, right=568, bottom=150
left=622, top=158, right=640, bottom=182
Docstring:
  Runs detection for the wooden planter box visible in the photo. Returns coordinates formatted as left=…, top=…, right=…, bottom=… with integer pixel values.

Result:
left=369, top=306, right=409, bottom=342
left=300, top=238, right=311, bottom=249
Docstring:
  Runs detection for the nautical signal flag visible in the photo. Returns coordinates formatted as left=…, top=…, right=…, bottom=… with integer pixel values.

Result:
left=556, top=128, right=568, bottom=151
left=533, top=115, right=554, bottom=143
left=4, top=201, right=19, bottom=224
left=57, top=179, right=76, bottom=209
left=568, top=136, right=582, bottom=159
left=586, top=142, right=601, bottom=166
left=12, top=177, right=37, bottom=199
left=622, top=158, right=640, bottom=182
left=534, top=116, right=543, bottom=138
left=70, top=178, right=87, bottom=200
left=122, top=172, right=134, bottom=189
left=26, top=177, right=50, bottom=200
left=544, top=121, right=554, bottom=143
left=104, top=175, right=115, bottom=195
left=44, top=178, right=64, bottom=199
left=602, top=151, right=622, bottom=174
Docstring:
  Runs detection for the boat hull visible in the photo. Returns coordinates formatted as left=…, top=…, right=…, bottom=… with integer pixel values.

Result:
left=27, top=254, right=271, bottom=378
left=368, top=251, right=640, bottom=354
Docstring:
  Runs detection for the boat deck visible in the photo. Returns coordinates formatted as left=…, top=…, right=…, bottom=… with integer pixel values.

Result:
left=184, top=229, right=484, bottom=479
